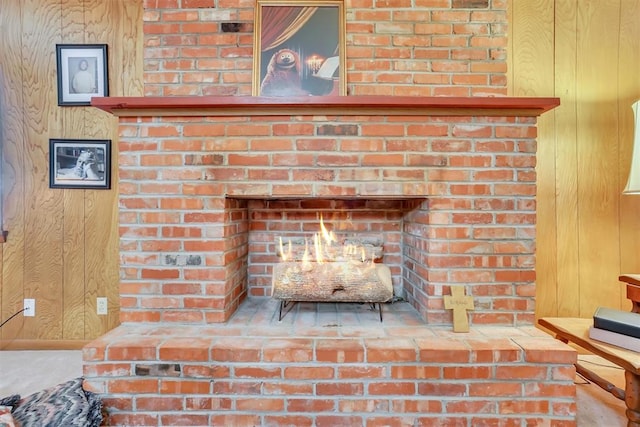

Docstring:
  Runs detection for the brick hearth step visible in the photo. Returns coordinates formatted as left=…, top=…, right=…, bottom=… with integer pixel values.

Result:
left=83, top=299, right=576, bottom=426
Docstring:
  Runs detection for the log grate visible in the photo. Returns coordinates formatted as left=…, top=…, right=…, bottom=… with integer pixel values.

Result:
left=277, top=300, right=384, bottom=322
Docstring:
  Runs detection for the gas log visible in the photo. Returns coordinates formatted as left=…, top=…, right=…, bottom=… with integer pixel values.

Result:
left=271, top=262, right=393, bottom=302
left=278, top=236, right=384, bottom=263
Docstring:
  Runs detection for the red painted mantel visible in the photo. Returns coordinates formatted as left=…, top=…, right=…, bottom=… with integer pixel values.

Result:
left=91, top=95, right=560, bottom=117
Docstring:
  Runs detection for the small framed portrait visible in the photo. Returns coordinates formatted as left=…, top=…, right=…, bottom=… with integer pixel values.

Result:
left=49, top=139, right=111, bottom=189
left=252, top=0, right=346, bottom=97
left=56, top=44, right=109, bottom=106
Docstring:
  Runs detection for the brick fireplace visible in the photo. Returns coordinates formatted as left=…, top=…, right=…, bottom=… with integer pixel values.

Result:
left=82, top=95, right=578, bottom=426
left=82, top=0, right=578, bottom=425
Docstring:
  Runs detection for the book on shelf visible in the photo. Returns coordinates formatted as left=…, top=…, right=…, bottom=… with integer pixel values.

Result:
left=589, top=326, right=640, bottom=353
left=593, top=306, right=640, bottom=339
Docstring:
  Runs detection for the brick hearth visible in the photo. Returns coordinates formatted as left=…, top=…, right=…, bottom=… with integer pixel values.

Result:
left=81, top=96, right=578, bottom=425
left=85, top=300, right=576, bottom=426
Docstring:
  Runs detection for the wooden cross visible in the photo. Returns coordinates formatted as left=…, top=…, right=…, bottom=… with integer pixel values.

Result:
left=444, top=286, right=474, bottom=333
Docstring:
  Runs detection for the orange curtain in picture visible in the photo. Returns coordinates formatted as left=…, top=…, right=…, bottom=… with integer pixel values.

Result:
left=261, top=6, right=318, bottom=51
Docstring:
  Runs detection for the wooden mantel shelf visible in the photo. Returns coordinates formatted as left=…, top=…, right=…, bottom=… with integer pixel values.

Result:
left=91, top=95, right=560, bottom=117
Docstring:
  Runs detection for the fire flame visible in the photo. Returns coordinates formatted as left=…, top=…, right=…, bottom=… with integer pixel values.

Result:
left=278, top=215, right=374, bottom=266
left=278, top=237, right=292, bottom=261
left=320, top=215, right=336, bottom=245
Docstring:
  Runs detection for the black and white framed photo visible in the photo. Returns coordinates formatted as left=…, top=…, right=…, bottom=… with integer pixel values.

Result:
left=49, top=139, right=111, bottom=189
left=56, top=44, right=109, bottom=106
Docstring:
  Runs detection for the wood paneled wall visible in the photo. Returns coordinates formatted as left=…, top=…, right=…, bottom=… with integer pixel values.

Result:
left=1, top=0, right=639, bottom=348
left=509, top=0, right=640, bottom=318
left=0, top=0, right=142, bottom=349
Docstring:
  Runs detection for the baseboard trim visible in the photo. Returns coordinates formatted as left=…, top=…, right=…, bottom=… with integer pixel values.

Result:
left=0, top=339, right=90, bottom=350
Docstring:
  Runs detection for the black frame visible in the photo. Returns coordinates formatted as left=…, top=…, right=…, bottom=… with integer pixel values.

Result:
left=49, top=139, right=111, bottom=189
left=56, top=44, right=109, bottom=106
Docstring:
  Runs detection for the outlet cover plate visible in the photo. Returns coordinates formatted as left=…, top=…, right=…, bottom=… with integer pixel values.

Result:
left=24, top=299, right=35, bottom=317
left=97, top=297, right=108, bottom=315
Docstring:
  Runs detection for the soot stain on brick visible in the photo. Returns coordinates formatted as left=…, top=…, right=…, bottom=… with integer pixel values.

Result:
left=452, top=0, right=489, bottom=8
left=135, top=363, right=181, bottom=376
left=165, top=255, right=203, bottom=266
left=221, top=22, right=253, bottom=33
left=317, top=124, right=359, bottom=136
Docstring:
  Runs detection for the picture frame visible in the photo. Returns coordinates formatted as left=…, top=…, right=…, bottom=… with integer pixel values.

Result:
left=56, top=44, right=109, bottom=106
left=49, top=139, right=111, bottom=189
left=252, top=0, right=346, bottom=97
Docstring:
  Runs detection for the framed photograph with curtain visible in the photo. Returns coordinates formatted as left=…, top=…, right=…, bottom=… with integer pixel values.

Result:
left=252, top=0, right=346, bottom=97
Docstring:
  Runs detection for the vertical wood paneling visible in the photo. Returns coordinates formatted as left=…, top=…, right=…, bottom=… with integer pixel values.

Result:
left=60, top=0, right=89, bottom=340
left=575, top=0, right=622, bottom=316
left=618, top=0, right=640, bottom=309
left=509, top=0, right=557, bottom=318
left=121, top=1, right=145, bottom=98
left=0, top=2, right=27, bottom=341
left=506, top=0, right=513, bottom=97
left=21, top=0, right=65, bottom=339
left=1, top=0, right=141, bottom=348
left=553, top=0, right=580, bottom=317
left=511, top=0, right=640, bottom=319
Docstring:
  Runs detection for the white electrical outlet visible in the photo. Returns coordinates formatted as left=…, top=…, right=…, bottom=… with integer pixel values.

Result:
left=23, top=299, right=35, bottom=317
left=97, top=297, right=108, bottom=315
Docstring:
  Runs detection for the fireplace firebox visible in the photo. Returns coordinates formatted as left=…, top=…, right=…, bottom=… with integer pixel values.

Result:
left=271, top=213, right=394, bottom=321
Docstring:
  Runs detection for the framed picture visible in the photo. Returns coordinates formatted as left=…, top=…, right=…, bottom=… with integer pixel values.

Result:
left=49, top=139, right=111, bottom=189
left=252, top=0, right=346, bottom=97
left=56, top=44, right=109, bottom=106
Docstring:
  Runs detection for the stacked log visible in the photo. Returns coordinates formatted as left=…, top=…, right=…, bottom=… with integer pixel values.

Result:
left=272, top=261, right=392, bottom=302
left=272, top=235, right=392, bottom=302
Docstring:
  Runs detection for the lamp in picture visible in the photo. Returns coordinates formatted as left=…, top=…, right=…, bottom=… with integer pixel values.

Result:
left=306, top=54, right=325, bottom=74
left=623, top=100, right=640, bottom=194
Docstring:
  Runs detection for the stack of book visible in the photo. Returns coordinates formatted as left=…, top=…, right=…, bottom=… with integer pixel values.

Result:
left=589, top=307, right=640, bottom=352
